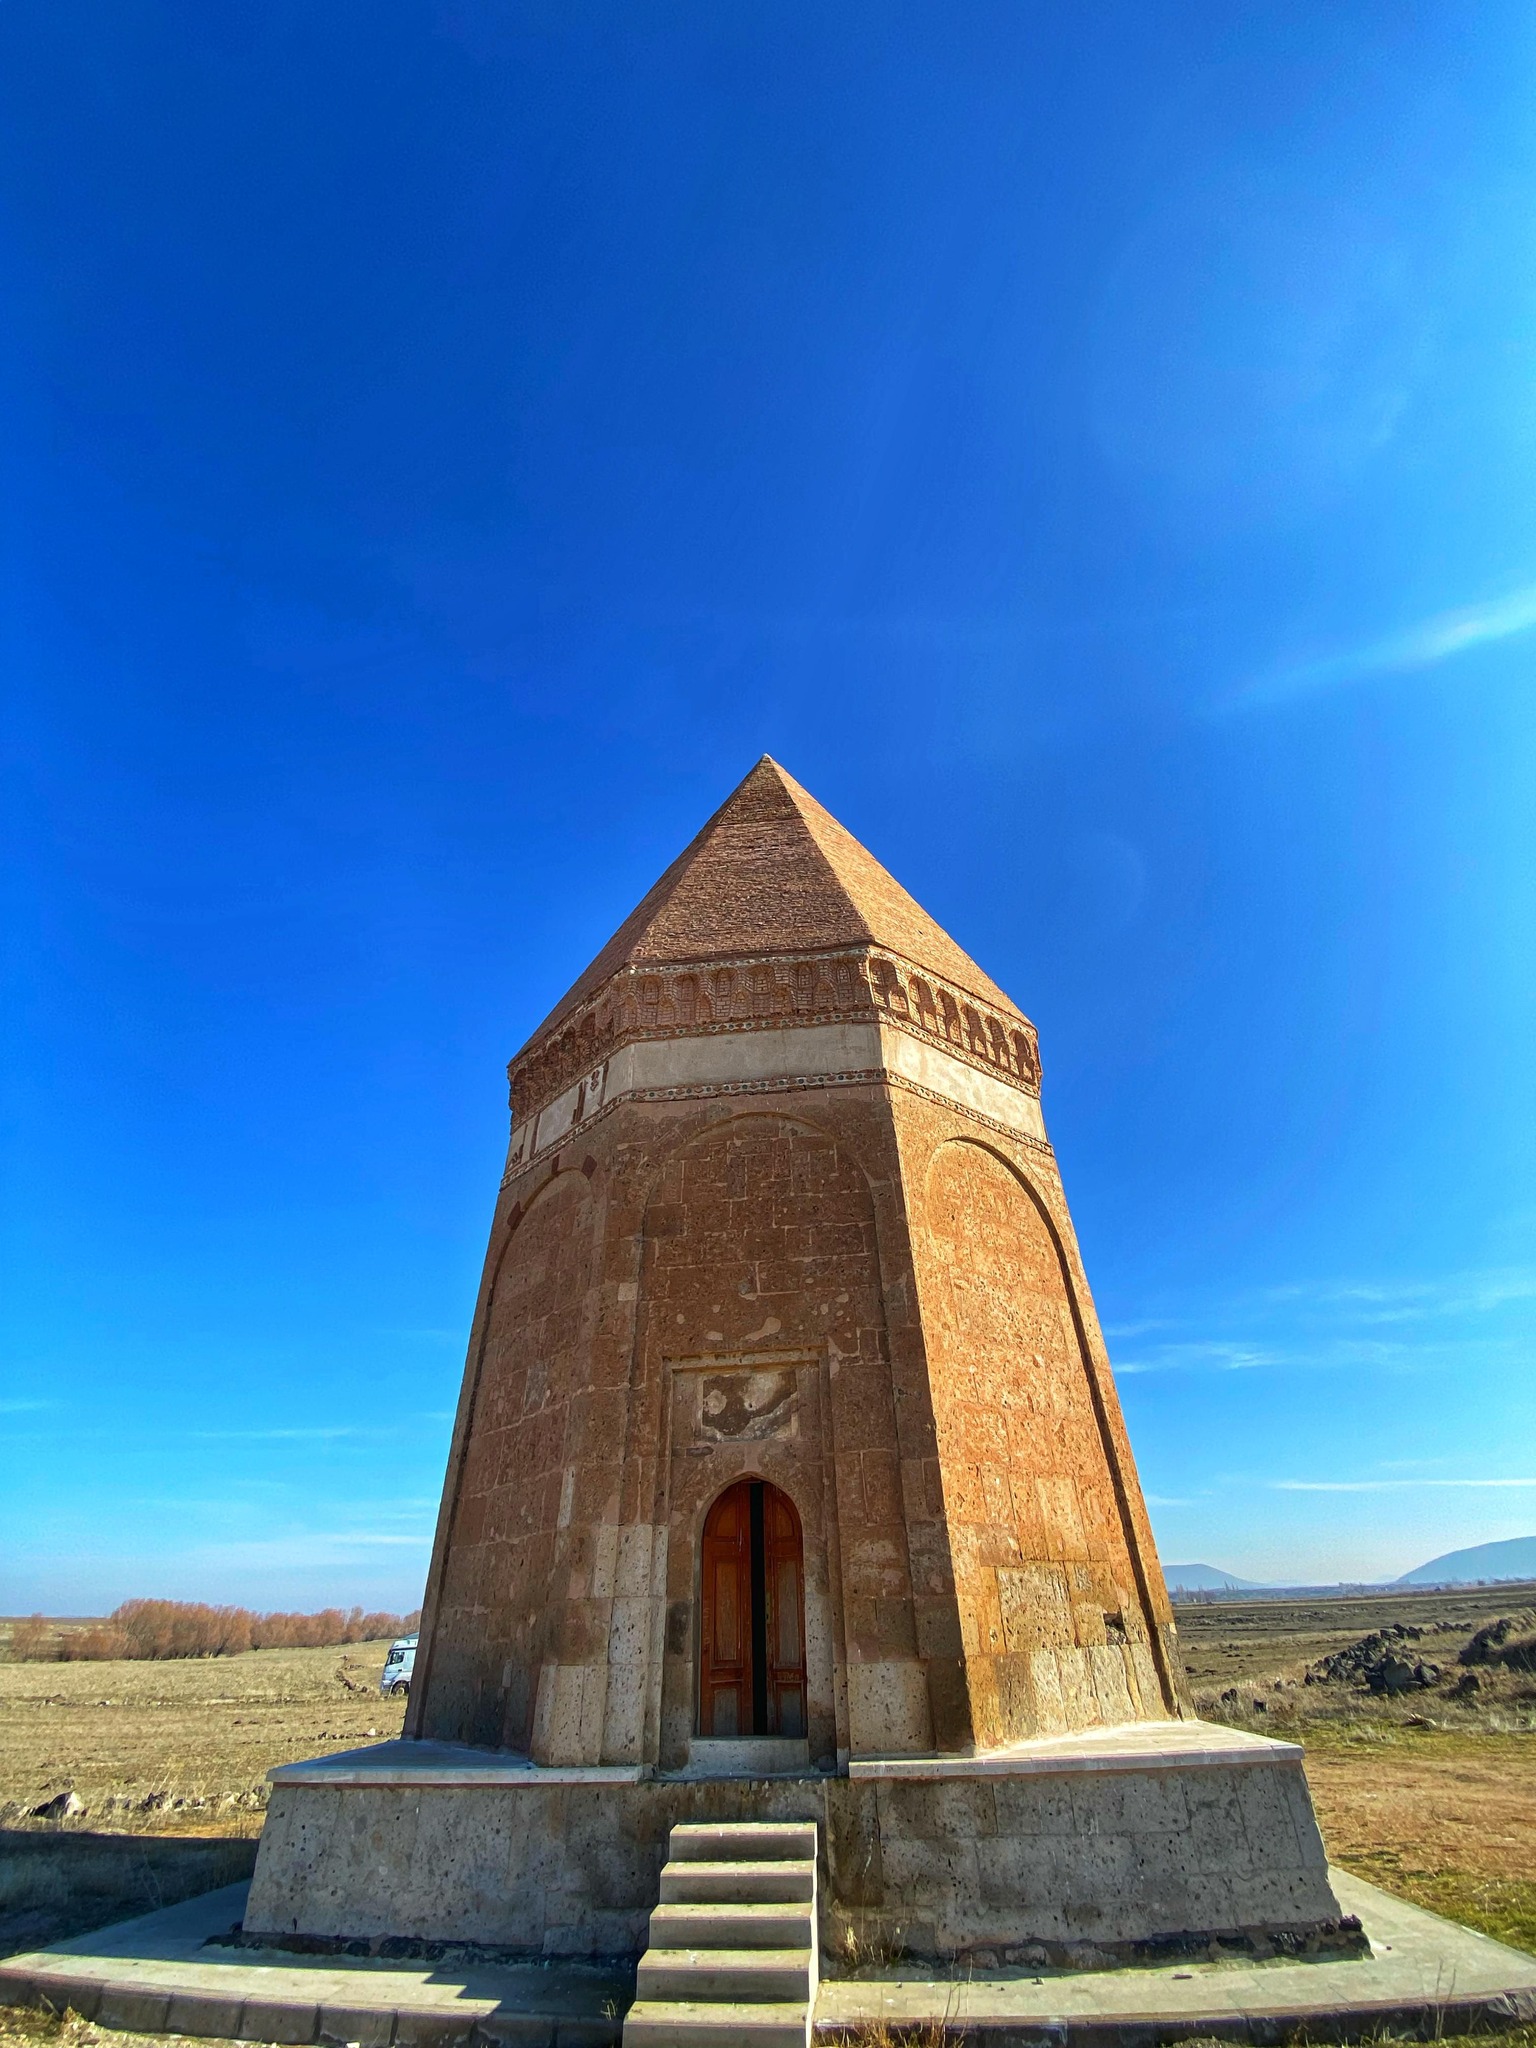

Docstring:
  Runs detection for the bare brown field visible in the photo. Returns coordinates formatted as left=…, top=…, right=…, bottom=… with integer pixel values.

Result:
left=0, top=1641, right=405, bottom=1835
left=0, top=1639, right=409, bottom=1956
left=1173, top=1580, right=1536, bottom=1696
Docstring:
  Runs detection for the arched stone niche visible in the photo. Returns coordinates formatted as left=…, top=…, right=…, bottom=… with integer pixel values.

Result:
left=919, top=1138, right=1165, bottom=1746
left=421, top=1167, right=598, bottom=1754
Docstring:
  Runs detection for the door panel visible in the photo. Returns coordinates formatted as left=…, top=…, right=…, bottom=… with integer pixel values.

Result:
left=700, top=1481, right=751, bottom=1737
left=763, top=1488, right=807, bottom=1737
left=699, top=1478, right=807, bottom=1739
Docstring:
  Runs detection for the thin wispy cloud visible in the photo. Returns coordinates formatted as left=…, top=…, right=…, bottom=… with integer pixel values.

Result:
left=1116, top=1341, right=1284, bottom=1375
left=189, top=1427, right=373, bottom=1443
left=1109, top=1263, right=1536, bottom=1377
left=3, top=1417, right=457, bottom=1446
left=1261, top=1268, right=1536, bottom=1323
left=177, top=1531, right=436, bottom=1569
left=1232, top=581, right=1536, bottom=709
left=1274, top=1477, right=1536, bottom=1493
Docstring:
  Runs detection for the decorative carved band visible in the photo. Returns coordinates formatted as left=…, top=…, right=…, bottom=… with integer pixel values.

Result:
left=500, top=1064, right=1056, bottom=1193
left=509, top=947, right=1041, bottom=1126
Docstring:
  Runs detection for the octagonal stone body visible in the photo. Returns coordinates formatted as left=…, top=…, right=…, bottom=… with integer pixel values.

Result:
left=405, top=758, right=1189, bottom=1771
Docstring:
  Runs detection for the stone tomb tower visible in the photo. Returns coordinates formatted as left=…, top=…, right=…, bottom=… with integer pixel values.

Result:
left=406, top=757, right=1186, bottom=1770
left=248, top=759, right=1351, bottom=1966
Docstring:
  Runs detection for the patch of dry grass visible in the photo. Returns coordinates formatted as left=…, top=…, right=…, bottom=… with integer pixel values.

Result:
left=1177, top=1591, right=1536, bottom=1961
left=0, top=2007, right=238, bottom=2048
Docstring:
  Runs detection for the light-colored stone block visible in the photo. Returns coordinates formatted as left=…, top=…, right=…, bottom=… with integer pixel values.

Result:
left=844, top=1660, right=931, bottom=1755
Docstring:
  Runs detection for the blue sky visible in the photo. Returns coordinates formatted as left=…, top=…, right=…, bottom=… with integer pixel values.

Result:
left=3, top=4, right=1534, bottom=1611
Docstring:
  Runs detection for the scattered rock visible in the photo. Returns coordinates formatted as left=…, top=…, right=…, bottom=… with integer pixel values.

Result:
left=1219, top=1687, right=1239, bottom=1707
left=1310, top=1624, right=1424, bottom=1687
left=1364, top=1653, right=1441, bottom=1695
left=29, top=1790, right=85, bottom=1820
left=1450, top=1670, right=1482, bottom=1699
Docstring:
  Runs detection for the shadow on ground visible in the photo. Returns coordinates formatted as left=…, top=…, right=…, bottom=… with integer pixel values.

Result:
left=0, top=1831, right=256, bottom=1959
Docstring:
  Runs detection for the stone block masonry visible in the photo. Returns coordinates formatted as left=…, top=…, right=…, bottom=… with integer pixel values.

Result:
left=247, top=755, right=1348, bottom=1965
left=403, top=759, right=1186, bottom=1772
left=245, top=1729, right=1353, bottom=1966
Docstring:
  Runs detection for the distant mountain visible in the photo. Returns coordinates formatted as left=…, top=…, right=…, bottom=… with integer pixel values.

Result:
left=1161, top=1562, right=1265, bottom=1592
left=1396, top=1535, right=1536, bottom=1586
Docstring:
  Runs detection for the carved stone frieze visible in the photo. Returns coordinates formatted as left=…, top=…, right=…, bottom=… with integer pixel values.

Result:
left=507, top=947, right=1041, bottom=1126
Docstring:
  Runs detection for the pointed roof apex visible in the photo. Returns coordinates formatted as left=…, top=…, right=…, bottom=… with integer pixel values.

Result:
left=526, top=757, right=1022, bottom=1043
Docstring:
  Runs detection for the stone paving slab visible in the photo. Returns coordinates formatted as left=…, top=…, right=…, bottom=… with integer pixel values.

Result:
left=817, top=1873, right=1536, bottom=2043
left=2, top=1871, right=1534, bottom=2047
left=0, top=1885, right=632, bottom=2047
left=847, top=1719, right=1303, bottom=1780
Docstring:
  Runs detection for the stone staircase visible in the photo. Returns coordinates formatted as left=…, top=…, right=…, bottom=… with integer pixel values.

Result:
left=622, top=1820, right=818, bottom=2048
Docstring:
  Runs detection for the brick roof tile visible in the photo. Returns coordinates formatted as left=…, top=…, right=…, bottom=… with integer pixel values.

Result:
left=524, top=757, right=1023, bottom=1045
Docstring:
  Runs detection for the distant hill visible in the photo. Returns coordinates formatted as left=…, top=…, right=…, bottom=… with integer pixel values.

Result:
left=1161, top=1562, right=1265, bottom=1592
left=1396, top=1535, right=1536, bottom=1586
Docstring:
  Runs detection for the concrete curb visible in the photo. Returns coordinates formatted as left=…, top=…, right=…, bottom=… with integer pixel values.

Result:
left=3, top=1873, right=1534, bottom=2047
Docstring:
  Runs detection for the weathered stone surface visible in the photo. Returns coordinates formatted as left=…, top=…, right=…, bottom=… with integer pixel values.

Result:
left=405, top=759, right=1185, bottom=1769
left=248, top=757, right=1342, bottom=1967
left=244, top=1747, right=1345, bottom=1964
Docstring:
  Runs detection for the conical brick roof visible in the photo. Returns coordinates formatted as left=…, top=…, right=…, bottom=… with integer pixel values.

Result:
left=526, top=757, right=1022, bottom=1045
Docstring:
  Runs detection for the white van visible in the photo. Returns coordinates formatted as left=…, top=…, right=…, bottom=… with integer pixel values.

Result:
left=379, top=1633, right=417, bottom=1697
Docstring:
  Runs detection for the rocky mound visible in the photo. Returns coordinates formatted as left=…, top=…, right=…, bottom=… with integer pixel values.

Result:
left=1310, top=1624, right=1428, bottom=1688
left=1458, top=1609, right=1536, bottom=1673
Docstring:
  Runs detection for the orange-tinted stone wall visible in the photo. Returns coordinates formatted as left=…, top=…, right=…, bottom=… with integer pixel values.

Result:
left=418, top=1166, right=602, bottom=1751
left=622, top=1112, right=930, bottom=1766
left=412, top=1075, right=1182, bottom=1764
left=895, top=1099, right=1183, bottom=1744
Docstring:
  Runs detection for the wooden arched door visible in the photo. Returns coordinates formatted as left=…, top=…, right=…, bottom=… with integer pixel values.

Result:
left=698, top=1479, right=806, bottom=1739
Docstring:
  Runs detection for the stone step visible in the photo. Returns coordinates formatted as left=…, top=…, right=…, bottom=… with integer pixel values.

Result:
left=659, top=1857, right=816, bottom=1905
left=624, top=1820, right=818, bottom=2048
left=647, top=1901, right=815, bottom=1950
left=635, top=1947, right=813, bottom=2003
left=668, top=1821, right=819, bottom=1862
left=622, top=2000, right=811, bottom=2048
left=680, top=1739, right=812, bottom=1779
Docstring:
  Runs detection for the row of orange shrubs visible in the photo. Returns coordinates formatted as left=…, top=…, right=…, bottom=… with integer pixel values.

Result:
left=7, top=1601, right=422, bottom=1661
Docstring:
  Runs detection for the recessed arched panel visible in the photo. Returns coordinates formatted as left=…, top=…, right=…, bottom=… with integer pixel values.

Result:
left=420, top=1167, right=597, bottom=1749
left=921, top=1137, right=1161, bottom=1742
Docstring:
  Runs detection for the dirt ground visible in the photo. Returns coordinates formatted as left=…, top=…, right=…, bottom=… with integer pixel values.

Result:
left=0, top=1642, right=406, bottom=1835
left=1173, top=1581, right=1536, bottom=1699
left=0, top=1640, right=406, bottom=1957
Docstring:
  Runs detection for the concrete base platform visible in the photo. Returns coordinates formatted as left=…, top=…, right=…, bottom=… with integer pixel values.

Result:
left=0, top=1884, right=632, bottom=2047
left=3, top=1871, right=1534, bottom=2046
left=245, top=1722, right=1357, bottom=1966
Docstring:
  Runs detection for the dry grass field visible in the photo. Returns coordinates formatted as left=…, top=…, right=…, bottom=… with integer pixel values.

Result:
left=0, top=1640, right=406, bottom=1833
left=0, top=1589, right=1533, bottom=1976
left=1177, top=1582, right=1536, bottom=1957
left=0, top=1639, right=405, bottom=1957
